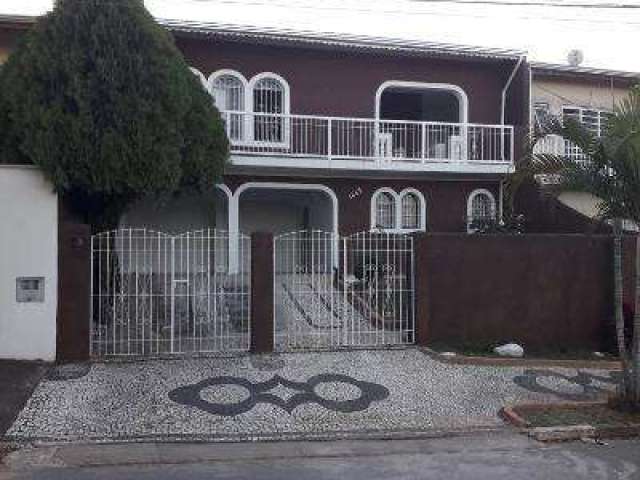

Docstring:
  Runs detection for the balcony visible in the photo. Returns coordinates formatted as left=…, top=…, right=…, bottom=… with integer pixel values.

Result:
left=222, top=111, right=515, bottom=174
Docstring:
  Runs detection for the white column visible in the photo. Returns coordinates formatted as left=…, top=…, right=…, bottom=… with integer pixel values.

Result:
left=228, top=192, right=240, bottom=274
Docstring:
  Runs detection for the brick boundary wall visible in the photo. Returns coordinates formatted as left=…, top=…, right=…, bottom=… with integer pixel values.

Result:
left=55, top=222, right=637, bottom=360
left=413, top=233, right=637, bottom=353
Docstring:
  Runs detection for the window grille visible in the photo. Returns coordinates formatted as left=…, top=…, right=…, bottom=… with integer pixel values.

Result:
left=253, top=77, right=286, bottom=143
left=375, top=193, right=396, bottom=230
left=471, top=193, right=493, bottom=221
left=467, top=190, right=496, bottom=233
left=562, top=106, right=611, bottom=163
left=212, top=74, right=245, bottom=141
left=401, top=193, right=420, bottom=229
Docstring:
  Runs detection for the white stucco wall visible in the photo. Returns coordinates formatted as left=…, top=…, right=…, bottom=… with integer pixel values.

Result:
left=0, top=166, right=58, bottom=361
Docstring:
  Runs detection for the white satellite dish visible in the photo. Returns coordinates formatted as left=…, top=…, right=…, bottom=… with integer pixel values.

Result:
left=567, top=49, right=584, bottom=67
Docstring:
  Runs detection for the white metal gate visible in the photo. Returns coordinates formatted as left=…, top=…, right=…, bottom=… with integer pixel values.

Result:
left=90, top=228, right=250, bottom=357
left=274, top=230, right=415, bottom=351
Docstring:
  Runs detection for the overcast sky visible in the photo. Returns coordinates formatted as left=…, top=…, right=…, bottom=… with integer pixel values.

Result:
left=4, top=0, right=640, bottom=72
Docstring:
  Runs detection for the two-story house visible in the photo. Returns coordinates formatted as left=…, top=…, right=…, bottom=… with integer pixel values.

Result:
left=0, top=15, right=530, bottom=356
left=0, top=16, right=528, bottom=240
left=122, top=22, right=528, bottom=272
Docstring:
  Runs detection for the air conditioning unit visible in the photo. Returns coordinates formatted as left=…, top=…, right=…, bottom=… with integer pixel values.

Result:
left=449, top=135, right=464, bottom=160
left=376, top=132, right=393, bottom=159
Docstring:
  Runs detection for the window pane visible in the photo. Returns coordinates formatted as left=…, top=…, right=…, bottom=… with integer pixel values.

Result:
left=401, top=193, right=420, bottom=229
left=375, top=193, right=395, bottom=230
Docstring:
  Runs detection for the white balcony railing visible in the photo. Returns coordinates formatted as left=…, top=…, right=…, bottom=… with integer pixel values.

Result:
left=221, top=111, right=514, bottom=172
left=533, top=134, right=589, bottom=165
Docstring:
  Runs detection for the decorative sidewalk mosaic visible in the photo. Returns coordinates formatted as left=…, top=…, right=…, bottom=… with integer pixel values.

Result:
left=7, top=349, right=618, bottom=442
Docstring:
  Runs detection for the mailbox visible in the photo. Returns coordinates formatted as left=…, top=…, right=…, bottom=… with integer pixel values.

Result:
left=16, top=277, right=45, bottom=303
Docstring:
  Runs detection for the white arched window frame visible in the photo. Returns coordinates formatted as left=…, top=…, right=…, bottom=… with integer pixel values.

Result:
left=249, top=72, right=291, bottom=146
left=466, top=189, right=497, bottom=233
left=371, top=188, right=427, bottom=232
left=189, top=67, right=209, bottom=91
left=375, top=81, right=469, bottom=160
left=374, top=80, right=469, bottom=124
left=208, top=70, right=249, bottom=143
left=399, top=188, right=427, bottom=232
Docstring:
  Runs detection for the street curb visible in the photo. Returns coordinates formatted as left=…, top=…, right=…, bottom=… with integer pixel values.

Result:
left=500, top=402, right=640, bottom=442
left=3, top=425, right=509, bottom=447
left=423, top=348, right=621, bottom=370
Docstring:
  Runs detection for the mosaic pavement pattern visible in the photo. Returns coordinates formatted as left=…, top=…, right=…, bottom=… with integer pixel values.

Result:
left=7, top=349, right=618, bottom=441
left=274, top=273, right=406, bottom=351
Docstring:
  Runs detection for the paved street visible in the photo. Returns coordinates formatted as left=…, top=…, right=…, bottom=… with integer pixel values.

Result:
left=6, top=349, right=618, bottom=442
left=3, top=432, right=640, bottom=480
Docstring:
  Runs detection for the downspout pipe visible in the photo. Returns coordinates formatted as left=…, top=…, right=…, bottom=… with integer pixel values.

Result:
left=500, top=55, right=525, bottom=125
left=500, top=55, right=526, bottom=224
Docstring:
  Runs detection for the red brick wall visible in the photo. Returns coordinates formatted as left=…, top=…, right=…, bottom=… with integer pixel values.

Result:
left=224, top=174, right=500, bottom=234
left=414, top=233, right=635, bottom=353
left=176, top=37, right=525, bottom=127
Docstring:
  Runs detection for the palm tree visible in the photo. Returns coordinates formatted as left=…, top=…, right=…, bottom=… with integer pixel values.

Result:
left=509, top=86, right=640, bottom=407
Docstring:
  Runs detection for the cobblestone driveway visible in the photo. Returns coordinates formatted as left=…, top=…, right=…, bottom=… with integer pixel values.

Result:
left=6, top=349, right=618, bottom=442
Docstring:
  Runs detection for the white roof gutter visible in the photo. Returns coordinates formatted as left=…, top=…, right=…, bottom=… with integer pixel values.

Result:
left=501, top=55, right=526, bottom=125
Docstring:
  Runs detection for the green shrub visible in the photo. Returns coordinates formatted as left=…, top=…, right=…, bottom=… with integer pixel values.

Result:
left=0, top=0, right=228, bottom=227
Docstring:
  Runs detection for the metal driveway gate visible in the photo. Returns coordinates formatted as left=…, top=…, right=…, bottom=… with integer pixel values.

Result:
left=90, top=228, right=250, bottom=357
left=274, top=230, right=415, bottom=351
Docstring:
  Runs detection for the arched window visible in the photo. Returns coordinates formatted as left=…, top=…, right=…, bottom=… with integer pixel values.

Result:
left=401, top=193, right=420, bottom=230
left=210, top=70, right=248, bottom=142
left=467, top=189, right=497, bottom=233
left=371, top=188, right=426, bottom=232
left=250, top=73, right=290, bottom=144
left=374, top=192, right=396, bottom=230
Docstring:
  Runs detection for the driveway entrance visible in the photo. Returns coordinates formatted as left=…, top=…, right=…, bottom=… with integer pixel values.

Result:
left=274, top=231, right=415, bottom=351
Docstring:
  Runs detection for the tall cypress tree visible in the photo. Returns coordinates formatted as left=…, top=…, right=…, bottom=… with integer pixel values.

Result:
left=0, top=0, right=228, bottom=227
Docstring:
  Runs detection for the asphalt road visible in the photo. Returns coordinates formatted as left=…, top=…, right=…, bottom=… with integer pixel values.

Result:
left=4, top=431, right=640, bottom=480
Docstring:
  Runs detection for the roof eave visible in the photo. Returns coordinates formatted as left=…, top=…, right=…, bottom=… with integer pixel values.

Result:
left=532, top=61, right=640, bottom=83
left=161, top=19, right=526, bottom=62
left=0, top=14, right=526, bottom=62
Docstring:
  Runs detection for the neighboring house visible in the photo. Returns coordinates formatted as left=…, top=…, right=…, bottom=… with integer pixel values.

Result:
left=0, top=15, right=532, bottom=359
left=527, top=62, right=640, bottom=230
left=532, top=61, right=638, bottom=164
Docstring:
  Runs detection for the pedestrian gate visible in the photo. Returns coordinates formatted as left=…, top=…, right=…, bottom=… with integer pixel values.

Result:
left=274, top=230, right=415, bottom=351
left=90, top=229, right=250, bottom=357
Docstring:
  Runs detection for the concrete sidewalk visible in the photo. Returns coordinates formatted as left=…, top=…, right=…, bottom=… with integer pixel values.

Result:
left=4, top=430, right=522, bottom=470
